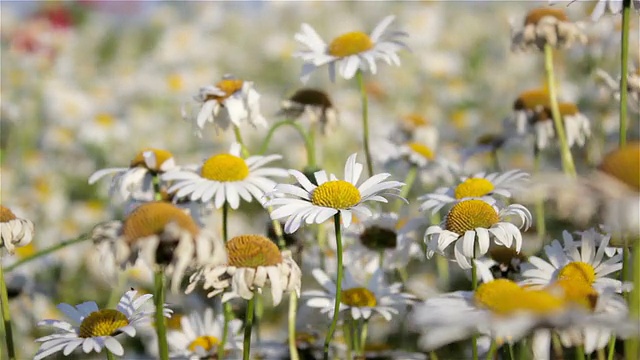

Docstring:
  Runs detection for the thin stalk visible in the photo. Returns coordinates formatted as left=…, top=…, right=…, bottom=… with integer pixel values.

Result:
left=355, top=71, right=373, bottom=177
left=508, top=343, right=515, bottom=360
left=323, top=213, right=343, bottom=360
left=259, top=120, right=314, bottom=167
left=485, top=340, right=497, bottom=360
left=106, top=350, right=116, bottom=360
left=152, top=174, right=162, bottom=201
left=288, top=292, right=300, bottom=360
left=308, top=122, right=317, bottom=168
left=359, top=320, right=369, bottom=357
left=607, top=334, right=616, bottom=360
left=471, top=254, right=478, bottom=360
left=395, top=165, right=417, bottom=211
left=243, top=295, right=256, bottom=360
left=0, top=259, right=16, bottom=360
left=268, top=206, right=287, bottom=249
left=619, top=0, right=631, bottom=147
left=552, top=333, right=564, bottom=359
left=490, top=149, right=501, bottom=172
left=106, top=272, right=128, bottom=308
left=543, top=44, right=577, bottom=177
left=219, top=201, right=231, bottom=360
left=154, top=269, right=168, bottom=360
left=576, top=345, right=585, bottom=360
left=597, top=348, right=606, bottom=360
left=343, top=322, right=353, bottom=360
left=4, top=233, right=90, bottom=272
left=534, top=149, right=546, bottom=241
left=233, top=126, right=250, bottom=158
left=431, top=213, right=450, bottom=290
left=626, top=240, right=639, bottom=360
left=429, top=351, right=439, bottom=360
left=254, top=294, right=263, bottom=343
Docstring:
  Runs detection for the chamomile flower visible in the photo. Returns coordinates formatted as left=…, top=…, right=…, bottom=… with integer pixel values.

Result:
left=419, top=169, right=529, bottom=215
left=511, top=7, right=586, bottom=52
left=531, top=103, right=591, bottom=150
left=34, top=289, right=168, bottom=359
left=186, top=234, right=301, bottom=306
left=508, top=88, right=549, bottom=136
left=304, top=268, right=415, bottom=321
left=590, top=0, right=640, bottom=21
left=88, top=148, right=176, bottom=201
left=0, top=205, right=34, bottom=254
left=395, top=141, right=437, bottom=168
left=167, top=308, right=242, bottom=360
left=425, top=199, right=532, bottom=269
left=92, top=201, right=226, bottom=293
left=277, top=88, right=338, bottom=135
left=190, top=74, right=266, bottom=133
left=520, top=229, right=626, bottom=293
left=162, top=143, right=288, bottom=210
left=294, top=15, right=408, bottom=82
left=266, top=153, right=405, bottom=234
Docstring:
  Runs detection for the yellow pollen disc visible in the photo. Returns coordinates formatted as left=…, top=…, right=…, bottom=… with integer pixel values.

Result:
left=201, top=154, right=249, bottom=182
left=15, top=243, right=37, bottom=259
left=557, top=261, right=596, bottom=284
left=598, top=142, right=640, bottom=192
left=327, top=31, right=373, bottom=57
left=95, top=113, right=115, bottom=126
left=549, top=279, right=598, bottom=311
left=311, top=180, right=361, bottom=209
left=475, top=279, right=565, bottom=315
left=524, top=8, right=569, bottom=25
left=208, top=79, right=244, bottom=102
left=0, top=206, right=17, bottom=223
left=454, top=178, right=495, bottom=199
left=188, top=335, right=220, bottom=352
left=122, top=202, right=199, bottom=245
left=79, top=309, right=129, bottom=338
left=474, top=279, right=522, bottom=314
left=445, top=200, right=499, bottom=235
left=341, top=287, right=377, bottom=307
left=408, top=142, right=435, bottom=160
left=226, top=235, right=283, bottom=268
left=166, top=73, right=183, bottom=92
left=130, top=148, right=174, bottom=172
left=557, top=103, right=579, bottom=116
left=513, top=89, right=549, bottom=111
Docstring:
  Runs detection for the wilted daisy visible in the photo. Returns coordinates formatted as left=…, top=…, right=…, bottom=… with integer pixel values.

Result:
left=162, top=143, right=288, bottom=209
left=89, top=148, right=176, bottom=201
left=92, top=201, right=226, bottom=292
left=167, top=308, right=242, bottom=359
left=531, top=103, right=591, bottom=150
left=511, top=7, right=586, bottom=52
left=294, top=15, right=408, bottom=82
left=189, top=74, right=266, bottom=132
left=186, top=234, right=301, bottom=306
left=520, top=229, right=626, bottom=293
left=266, top=153, right=404, bottom=233
left=304, top=268, right=415, bottom=321
left=508, top=88, right=549, bottom=136
left=0, top=205, right=34, bottom=254
left=34, top=289, right=167, bottom=359
left=277, top=88, right=338, bottom=134
left=425, top=199, right=532, bottom=269
left=419, top=169, right=529, bottom=214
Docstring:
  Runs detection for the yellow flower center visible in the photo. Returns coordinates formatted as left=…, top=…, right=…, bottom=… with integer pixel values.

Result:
left=598, top=142, right=640, bottom=192
left=549, top=279, right=598, bottom=311
left=407, top=142, right=435, bottom=161
left=122, top=202, right=199, bottom=245
left=15, top=243, right=37, bottom=259
left=0, top=206, right=17, bottom=223
left=475, top=279, right=565, bottom=315
left=445, top=200, right=499, bottom=235
left=187, top=335, right=220, bottom=352
left=79, top=309, right=129, bottom=338
left=513, top=88, right=549, bottom=111
left=454, top=178, right=495, bottom=199
left=165, top=313, right=183, bottom=330
left=166, top=73, right=184, bottom=92
left=207, top=79, right=244, bottom=102
left=401, top=113, right=429, bottom=129
left=95, top=113, right=115, bottom=127
left=535, top=103, right=580, bottom=123
left=227, top=235, right=283, bottom=268
left=524, top=8, right=569, bottom=25
left=359, top=226, right=397, bottom=251
left=557, top=261, right=596, bottom=284
left=130, top=148, right=174, bottom=172
left=311, top=180, right=361, bottom=209
left=341, top=287, right=377, bottom=307
left=327, top=31, right=373, bottom=57
left=200, top=154, right=249, bottom=182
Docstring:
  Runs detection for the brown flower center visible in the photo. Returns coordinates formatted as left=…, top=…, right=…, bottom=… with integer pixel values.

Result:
left=359, top=226, right=397, bottom=250
left=288, top=88, right=333, bottom=108
left=513, top=88, right=549, bottom=111
left=130, top=148, right=174, bottom=172
left=0, top=206, right=17, bottom=223
left=227, top=235, right=283, bottom=268
left=122, top=202, right=199, bottom=245
left=524, top=8, right=569, bottom=25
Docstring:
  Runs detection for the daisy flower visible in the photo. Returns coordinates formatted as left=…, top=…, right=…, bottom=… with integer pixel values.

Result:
left=162, top=143, right=288, bottom=210
left=531, top=102, right=591, bottom=150
left=186, top=234, right=301, bottom=306
left=506, top=88, right=548, bottom=137
left=189, top=74, right=266, bottom=133
left=34, top=289, right=169, bottom=359
left=167, top=308, right=242, bottom=360
left=88, top=148, right=176, bottom=201
left=418, top=169, right=529, bottom=215
left=390, top=113, right=438, bottom=149
left=519, top=229, right=627, bottom=293
left=0, top=205, right=34, bottom=254
left=590, top=0, right=640, bottom=21
left=92, top=201, right=226, bottom=293
left=304, top=267, right=416, bottom=321
left=511, top=7, right=586, bottom=52
left=265, top=153, right=405, bottom=234
left=294, top=15, right=408, bottom=82
left=277, top=88, right=339, bottom=135
left=425, top=199, right=532, bottom=269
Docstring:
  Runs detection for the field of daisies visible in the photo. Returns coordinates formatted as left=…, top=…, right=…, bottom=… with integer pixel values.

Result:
left=1, top=1, right=639, bottom=360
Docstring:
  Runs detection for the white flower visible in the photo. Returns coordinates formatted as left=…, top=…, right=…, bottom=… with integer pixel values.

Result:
left=519, top=229, right=627, bottom=293
left=532, top=104, right=591, bottom=150
left=294, top=15, right=408, bottom=82
left=265, top=153, right=405, bottom=234
left=162, top=143, right=288, bottom=210
left=419, top=169, right=529, bottom=215
left=0, top=206, right=34, bottom=254
left=511, top=8, right=586, bottom=52
left=590, top=0, right=640, bottom=21
left=425, top=199, right=532, bottom=269
left=34, top=289, right=169, bottom=359
left=167, top=308, right=242, bottom=360
left=304, top=268, right=415, bottom=321
left=186, top=235, right=301, bottom=306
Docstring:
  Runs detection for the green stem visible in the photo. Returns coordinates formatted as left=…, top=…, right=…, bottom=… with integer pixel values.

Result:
left=576, top=345, right=585, bottom=360
left=154, top=269, right=168, bottom=360
left=543, top=44, right=577, bottom=177
left=106, top=350, right=116, bottom=360
left=626, top=240, right=640, bottom=360
left=395, top=165, right=417, bottom=211
left=288, top=292, right=300, bottom=360
left=4, top=233, right=90, bottom=272
left=485, top=340, right=497, bottom=360
left=259, top=120, right=315, bottom=167
left=233, top=126, right=250, bottom=158
left=0, top=258, right=16, bottom=360
left=152, top=174, right=162, bottom=201
left=243, top=295, right=256, bottom=360
left=619, top=0, right=631, bottom=147
left=323, top=213, right=343, bottom=360
left=219, top=201, right=231, bottom=360
left=490, top=149, right=501, bottom=172
left=534, top=149, right=546, bottom=242
left=607, top=334, right=616, bottom=360
left=359, top=320, right=369, bottom=357
left=429, top=351, right=439, bottom=360
left=308, top=122, right=318, bottom=168
left=355, top=70, right=373, bottom=177
left=343, top=322, right=353, bottom=360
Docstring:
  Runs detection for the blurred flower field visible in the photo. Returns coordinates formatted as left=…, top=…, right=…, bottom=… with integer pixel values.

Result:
left=0, top=1, right=639, bottom=359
